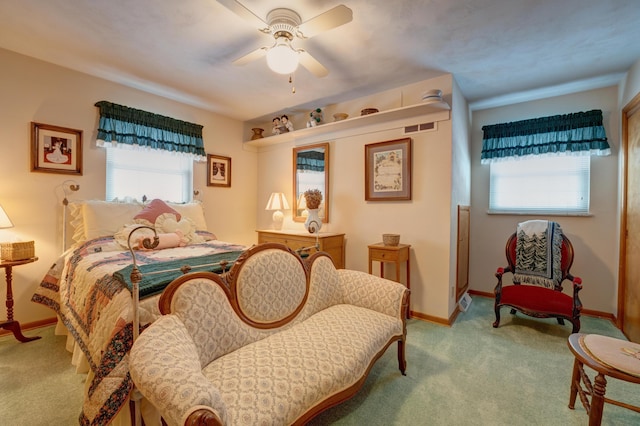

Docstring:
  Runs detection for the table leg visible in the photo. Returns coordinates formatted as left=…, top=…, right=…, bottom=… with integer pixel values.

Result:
left=4, top=266, right=14, bottom=322
left=568, top=358, right=580, bottom=409
left=2, top=265, right=40, bottom=343
left=589, top=373, right=607, bottom=426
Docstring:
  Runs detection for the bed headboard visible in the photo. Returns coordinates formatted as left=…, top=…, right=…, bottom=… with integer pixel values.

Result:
left=61, top=186, right=211, bottom=252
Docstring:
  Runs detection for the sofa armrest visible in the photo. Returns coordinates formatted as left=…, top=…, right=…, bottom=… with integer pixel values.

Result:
left=337, top=269, right=409, bottom=319
left=130, top=315, right=228, bottom=426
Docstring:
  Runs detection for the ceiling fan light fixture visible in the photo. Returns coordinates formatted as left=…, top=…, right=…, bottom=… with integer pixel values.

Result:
left=266, top=37, right=299, bottom=74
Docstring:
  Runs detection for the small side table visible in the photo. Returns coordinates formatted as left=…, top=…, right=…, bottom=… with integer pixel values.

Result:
left=368, top=243, right=411, bottom=318
left=0, top=257, right=41, bottom=343
left=567, top=333, right=640, bottom=425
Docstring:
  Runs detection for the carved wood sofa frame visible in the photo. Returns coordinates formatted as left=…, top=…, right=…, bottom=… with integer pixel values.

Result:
left=130, top=243, right=409, bottom=425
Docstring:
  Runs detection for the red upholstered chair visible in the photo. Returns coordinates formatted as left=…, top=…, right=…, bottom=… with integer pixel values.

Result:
left=493, top=232, right=583, bottom=333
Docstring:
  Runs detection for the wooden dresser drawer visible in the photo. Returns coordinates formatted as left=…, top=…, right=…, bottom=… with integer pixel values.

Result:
left=256, top=230, right=345, bottom=269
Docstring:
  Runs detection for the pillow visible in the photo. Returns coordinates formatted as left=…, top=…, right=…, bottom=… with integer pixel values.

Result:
left=134, top=199, right=182, bottom=224
left=138, top=231, right=185, bottom=250
left=114, top=224, right=155, bottom=249
left=166, top=201, right=208, bottom=231
left=114, top=225, right=188, bottom=250
left=155, top=213, right=205, bottom=244
left=70, top=200, right=144, bottom=243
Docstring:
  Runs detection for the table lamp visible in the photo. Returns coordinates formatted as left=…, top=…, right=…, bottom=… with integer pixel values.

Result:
left=0, top=204, right=14, bottom=229
left=265, top=192, right=289, bottom=230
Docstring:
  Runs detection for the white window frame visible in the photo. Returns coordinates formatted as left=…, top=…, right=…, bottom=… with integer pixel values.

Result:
left=489, top=154, right=590, bottom=215
left=106, top=147, right=193, bottom=203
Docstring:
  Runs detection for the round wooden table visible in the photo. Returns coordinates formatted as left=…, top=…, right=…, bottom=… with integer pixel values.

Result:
left=567, top=333, right=640, bottom=425
left=0, top=257, right=40, bottom=342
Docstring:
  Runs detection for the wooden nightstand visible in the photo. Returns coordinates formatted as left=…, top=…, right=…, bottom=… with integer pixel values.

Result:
left=1, top=257, right=40, bottom=342
left=257, top=230, right=345, bottom=269
left=368, top=243, right=411, bottom=318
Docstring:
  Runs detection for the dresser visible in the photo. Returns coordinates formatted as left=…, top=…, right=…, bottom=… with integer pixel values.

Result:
left=256, top=230, right=345, bottom=269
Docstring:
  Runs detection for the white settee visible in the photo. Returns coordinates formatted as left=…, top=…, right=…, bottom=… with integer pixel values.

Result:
left=129, top=243, right=409, bottom=425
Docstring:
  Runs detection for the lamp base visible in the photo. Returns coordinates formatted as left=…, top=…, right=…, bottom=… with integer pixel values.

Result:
left=272, top=210, right=284, bottom=230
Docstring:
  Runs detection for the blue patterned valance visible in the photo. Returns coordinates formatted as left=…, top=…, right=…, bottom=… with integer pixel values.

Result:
left=95, top=101, right=206, bottom=161
left=296, top=150, right=325, bottom=172
left=481, top=109, right=610, bottom=164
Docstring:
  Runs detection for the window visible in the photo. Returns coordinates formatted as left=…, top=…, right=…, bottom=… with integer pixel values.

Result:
left=489, top=155, right=590, bottom=214
left=482, top=109, right=609, bottom=215
left=106, top=147, right=193, bottom=203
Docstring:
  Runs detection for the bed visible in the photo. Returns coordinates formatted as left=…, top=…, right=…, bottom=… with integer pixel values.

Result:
left=31, top=197, right=246, bottom=425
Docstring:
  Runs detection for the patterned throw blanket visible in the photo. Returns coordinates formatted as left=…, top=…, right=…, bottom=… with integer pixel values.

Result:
left=113, top=251, right=243, bottom=297
left=514, top=220, right=563, bottom=289
left=31, top=235, right=246, bottom=426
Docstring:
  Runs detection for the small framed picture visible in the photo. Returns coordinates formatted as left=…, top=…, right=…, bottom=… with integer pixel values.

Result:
left=207, top=154, right=231, bottom=187
left=365, top=137, right=412, bottom=201
left=31, top=122, right=83, bottom=175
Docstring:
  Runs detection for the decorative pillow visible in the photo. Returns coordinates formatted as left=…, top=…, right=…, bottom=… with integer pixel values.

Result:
left=166, top=201, right=208, bottom=231
left=114, top=224, right=155, bottom=249
left=138, top=231, right=185, bottom=250
left=70, top=200, right=144, bottom=243
left=114, top=224, right=189, bottom=250
left=134, top=199, right=182, bottom=224
left=154, top=213, right=205, bottom=244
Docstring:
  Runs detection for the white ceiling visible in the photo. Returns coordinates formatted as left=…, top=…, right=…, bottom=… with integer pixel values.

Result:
left=1, top=0, right=639, bottom=122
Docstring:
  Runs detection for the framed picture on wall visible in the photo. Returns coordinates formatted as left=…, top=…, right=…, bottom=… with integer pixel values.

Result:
left=365, top=137, right=412, bottom=201
left=207, top=154, right=231, bottom=187
left=31, top=122, right=83, bottom=175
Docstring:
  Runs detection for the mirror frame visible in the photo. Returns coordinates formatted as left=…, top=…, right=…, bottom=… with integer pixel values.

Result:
left=292, top=142, right=330, bottom=223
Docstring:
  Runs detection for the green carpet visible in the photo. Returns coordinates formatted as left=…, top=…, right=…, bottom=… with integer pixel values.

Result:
left=1, top=296, right=638, bottom=425
left=309, top=297, right=638, bottom=426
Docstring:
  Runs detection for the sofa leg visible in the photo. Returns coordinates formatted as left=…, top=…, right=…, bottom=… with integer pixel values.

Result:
left=397, top=340, right=407, bottom=375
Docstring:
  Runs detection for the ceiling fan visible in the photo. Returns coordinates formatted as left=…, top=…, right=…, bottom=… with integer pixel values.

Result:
left=216, top=1, right=353, bottom=77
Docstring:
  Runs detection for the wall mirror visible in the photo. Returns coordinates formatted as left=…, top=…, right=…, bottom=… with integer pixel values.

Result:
left=292, top=142, right=330, bottom=223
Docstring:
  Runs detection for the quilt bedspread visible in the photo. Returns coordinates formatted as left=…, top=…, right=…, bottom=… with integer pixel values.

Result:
left=31, top=233, right=246, bottom=425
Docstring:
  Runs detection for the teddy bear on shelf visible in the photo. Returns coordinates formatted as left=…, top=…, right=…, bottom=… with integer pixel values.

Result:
left=307, top=108, right=324, bottom=128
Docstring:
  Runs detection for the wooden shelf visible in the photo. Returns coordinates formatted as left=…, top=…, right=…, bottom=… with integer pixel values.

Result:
left=244, top=101, right=451, bottom=147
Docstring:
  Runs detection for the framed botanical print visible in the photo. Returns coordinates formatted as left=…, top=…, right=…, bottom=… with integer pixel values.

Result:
left=207, top=154, right=231, bottom=187
left=31, top=122, right=83, bottom=175
left=365, top=138, right=412, bottom=201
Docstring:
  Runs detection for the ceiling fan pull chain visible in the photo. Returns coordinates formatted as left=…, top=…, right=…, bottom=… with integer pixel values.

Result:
left=290, top=74, right=296, bottom=94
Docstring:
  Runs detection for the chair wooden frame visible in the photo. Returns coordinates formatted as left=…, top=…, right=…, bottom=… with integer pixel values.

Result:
left=493, top=232, right=583, bottom=333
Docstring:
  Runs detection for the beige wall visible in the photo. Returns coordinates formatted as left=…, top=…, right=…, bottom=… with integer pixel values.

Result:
left=0, top=48, right=257, bottom=326
left=252, top=74, right=469, bottom=321
left=5, top=43, right=629, bottom=328
left=469, top=86, right=621, bottom=314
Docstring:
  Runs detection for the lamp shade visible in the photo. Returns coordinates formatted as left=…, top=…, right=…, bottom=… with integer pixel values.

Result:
left=297, top=193, right=307, bottom=210
left=265, top=192, right=290, bottom=211
left=0, top=204, right=14, bottom=229
left=266, top=37, right=299, bottom=75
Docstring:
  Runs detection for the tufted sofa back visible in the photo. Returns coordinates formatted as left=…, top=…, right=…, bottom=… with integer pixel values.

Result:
left=233, top=247, right=308, bottom=325
left=158, top=243, right=341, bottom=368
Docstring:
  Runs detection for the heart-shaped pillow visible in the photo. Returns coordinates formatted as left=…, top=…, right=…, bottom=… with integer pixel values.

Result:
left=154, top=213, right=203, bottom=244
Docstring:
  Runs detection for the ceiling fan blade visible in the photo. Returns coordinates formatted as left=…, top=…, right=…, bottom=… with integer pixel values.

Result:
left=232, top=47, right=267, bottom=66
left=296, top=5, right=353, bottom=39
left=298, top=50, right=329, bottom=78
left=216, top=0, right=267, bottom=30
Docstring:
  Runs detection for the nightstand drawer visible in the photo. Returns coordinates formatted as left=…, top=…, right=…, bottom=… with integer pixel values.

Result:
left=369, top=248, right=400, bottom=261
